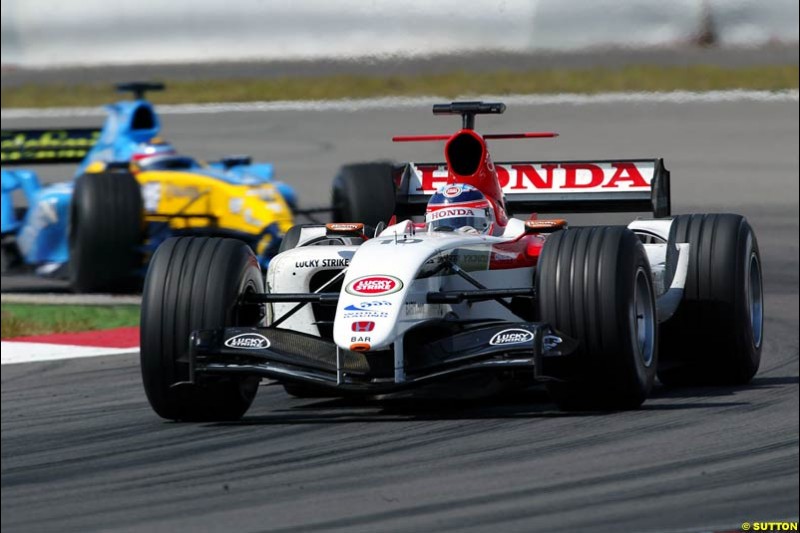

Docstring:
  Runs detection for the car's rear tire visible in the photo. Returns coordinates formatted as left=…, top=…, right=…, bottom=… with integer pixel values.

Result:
left=538, top=226, right=658, bottom=410
left=69, top=171, right=143, bottom=292
left=332, top=162, right=395, bottom=228
left=140, top=237, right=263, bottom=421
left=657, top=214, right=763, bottom=386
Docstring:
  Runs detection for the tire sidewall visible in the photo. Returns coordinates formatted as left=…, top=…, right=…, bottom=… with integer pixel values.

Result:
left=734, top=223, right=763, bottom=377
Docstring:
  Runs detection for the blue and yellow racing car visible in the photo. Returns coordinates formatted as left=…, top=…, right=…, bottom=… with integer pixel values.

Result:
left=1, top=83, right=316, bottom=292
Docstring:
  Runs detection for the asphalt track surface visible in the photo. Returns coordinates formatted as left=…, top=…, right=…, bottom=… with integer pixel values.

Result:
left=2, top=99, right=799, bottom=532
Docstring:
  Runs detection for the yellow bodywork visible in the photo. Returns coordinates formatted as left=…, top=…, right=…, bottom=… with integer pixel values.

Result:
left=135, top=169, right=294, bottom=256
left=82, top=160, right=295, bottom=256
left=136, top=170, right=293, bottom=254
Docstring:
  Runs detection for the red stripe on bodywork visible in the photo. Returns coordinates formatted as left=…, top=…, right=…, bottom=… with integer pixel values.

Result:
left=489, top=235, right=545, bottom=270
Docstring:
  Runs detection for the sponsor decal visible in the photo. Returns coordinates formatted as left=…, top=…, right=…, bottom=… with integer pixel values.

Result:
left=378, top=238, right=422, bottom=245
left=345, top=275, right=403, bottom=296
left=428, top=207, right=480, bottom=221
left=525, top=219, right=567, bottom=229
left=294, top=258, right=350, bottom=269
left=141, top=182, right=162, bottom=212
left=342, top=300, right=392, bottom=318
left=443, top=185, right=461, bottom=198
left=165, top=184, right=200, bottom=199
left=448, top=251, right=490, bottom=264
left=344, top=300, right=392, bottom=311
left=489, top=328, right=534, bottom=346
left=247, top=187, right=276, bottom=201
left=224, top=333, right=270, bottom=350
left=404, top=302, right=446, bottom=319
left=342, top=311, right=389, bottom=319
left=1, top=128, right=100, bottom=164
left=326, top=222, right=364, bottom=232
left=350, top=336, right=371, bottom=343
left=411, top=162, right=653, bottom=194
left=351, top=321, right=375, bottom=332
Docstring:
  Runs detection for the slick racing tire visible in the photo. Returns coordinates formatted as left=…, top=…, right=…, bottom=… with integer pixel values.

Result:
left=657, top=214, right=763, bottom=386
left=332, top=162, right=396, bottom=228
left=69, top=171, right=143, bottom=292
left=140, top=237, right=264, bottom=421
left=538, top=226, right=658, bottom=410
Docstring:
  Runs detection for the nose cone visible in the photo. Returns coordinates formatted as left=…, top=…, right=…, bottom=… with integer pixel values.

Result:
left=333, top=232, right=440, bottom=351
left=334, top=273, right=407, bottom=351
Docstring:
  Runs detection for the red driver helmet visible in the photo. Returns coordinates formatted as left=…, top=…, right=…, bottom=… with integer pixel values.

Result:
left=426, top=183, right=495, bottom=234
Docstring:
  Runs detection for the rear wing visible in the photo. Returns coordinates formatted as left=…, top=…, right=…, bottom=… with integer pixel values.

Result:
left=394, top=158, right=670, bottom=218
left=1, top=128, right=100, bottom=166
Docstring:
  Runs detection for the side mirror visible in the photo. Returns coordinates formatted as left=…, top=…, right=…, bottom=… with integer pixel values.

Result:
left=524, top=219, right=567, bottom=234
left=220, top=155, right=252, bottom=169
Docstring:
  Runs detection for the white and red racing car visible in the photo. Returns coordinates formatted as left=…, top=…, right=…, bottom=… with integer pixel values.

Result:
left=140, top=102, right=763, bottom=420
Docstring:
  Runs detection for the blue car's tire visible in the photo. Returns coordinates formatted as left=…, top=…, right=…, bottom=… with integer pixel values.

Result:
left=140, top=237, right=264, bottom=421
left=69, top=171, right=142, bottom=292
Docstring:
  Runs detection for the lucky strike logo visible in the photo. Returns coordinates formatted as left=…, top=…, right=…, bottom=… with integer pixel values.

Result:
left=346, top=275, right=403, bottom=296
left=224, top=333, right=271, bottom=350
left=489, top=328, right=534, bottom=346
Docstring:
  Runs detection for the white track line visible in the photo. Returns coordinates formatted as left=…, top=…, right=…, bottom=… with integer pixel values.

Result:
left=1, top=341, right=137, bottom=365
left=2, top=90, right=797, bottom=119
left=0, top=293, right=141, bottom=305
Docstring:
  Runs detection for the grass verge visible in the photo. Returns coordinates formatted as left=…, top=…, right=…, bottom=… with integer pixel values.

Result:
left=1, top=303, right=140, bottom=339
left=2, top=64, right=797, bottom=108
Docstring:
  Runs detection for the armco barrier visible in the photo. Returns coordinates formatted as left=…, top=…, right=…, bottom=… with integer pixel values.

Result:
left=1, top=0, right=797, bottom=68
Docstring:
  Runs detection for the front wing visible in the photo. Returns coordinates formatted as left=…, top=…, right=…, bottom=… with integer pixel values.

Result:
left=184, top=321, right=579, bottom=393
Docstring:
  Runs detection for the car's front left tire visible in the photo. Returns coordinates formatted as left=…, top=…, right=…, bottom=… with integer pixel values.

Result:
left=140, top=237, right=263, bottom=421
